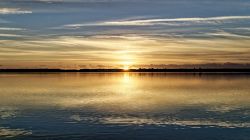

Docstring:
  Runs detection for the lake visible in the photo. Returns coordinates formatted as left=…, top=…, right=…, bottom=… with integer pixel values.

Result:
left=0, top=73, right=249, bottom=140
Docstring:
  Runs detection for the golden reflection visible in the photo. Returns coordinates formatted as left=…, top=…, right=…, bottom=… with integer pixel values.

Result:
left=122, top=73, right=132, bottom=83
left=116, top=73, right=136, bottom=97
left=0, top=73, right=250, bottom=113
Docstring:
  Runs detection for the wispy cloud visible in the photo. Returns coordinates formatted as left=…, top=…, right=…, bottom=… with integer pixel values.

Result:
left=205, top=31, right=250, bottom=39
left=0, top=27, right=25, bottom=31
left=64, top=16, right=250, bottom=28
left=0, top=34, right=24, bottom=37
left=1, top=34, right=250, bottom=68
left=0, top=8, right=32, bottom=14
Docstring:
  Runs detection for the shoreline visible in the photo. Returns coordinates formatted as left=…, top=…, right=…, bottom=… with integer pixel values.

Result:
left=0, top=69, right=250, bottom=73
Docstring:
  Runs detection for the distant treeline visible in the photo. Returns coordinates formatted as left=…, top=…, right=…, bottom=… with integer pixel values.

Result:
left=0, top=68, right=250, bottom=73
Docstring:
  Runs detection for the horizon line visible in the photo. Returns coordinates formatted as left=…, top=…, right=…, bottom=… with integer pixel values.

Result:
left=1, top=68, right=250, bottom=73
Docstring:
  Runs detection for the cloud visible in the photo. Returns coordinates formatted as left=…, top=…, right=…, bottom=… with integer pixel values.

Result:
left=0, top=27, right=25, bottom=31
left=64, top=16, right=250, bottom=28
left=1, top=34, right=250, bottom=69
left=0, top=34, right=24, bottom=37
left=205, top=31, right=250, bottom=39
left=0, top=8, right=32, bottom=14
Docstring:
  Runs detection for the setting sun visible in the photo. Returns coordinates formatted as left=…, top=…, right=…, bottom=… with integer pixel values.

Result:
left=123, top=65, right=130, bottom=71
left=121, top=61, right=133, bottom=71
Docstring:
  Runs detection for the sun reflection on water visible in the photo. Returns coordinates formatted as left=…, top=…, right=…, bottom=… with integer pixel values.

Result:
left=0, top=73, right=250, bottom=132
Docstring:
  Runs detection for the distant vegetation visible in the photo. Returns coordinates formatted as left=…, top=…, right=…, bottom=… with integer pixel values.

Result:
left=0, top=68, right=250, bottom=73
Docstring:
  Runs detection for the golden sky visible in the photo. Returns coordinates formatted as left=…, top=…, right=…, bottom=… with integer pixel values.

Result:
left=1, top=0, right=250, bottom=69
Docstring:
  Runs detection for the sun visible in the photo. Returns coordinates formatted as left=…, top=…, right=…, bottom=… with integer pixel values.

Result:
left=121, top=61, right=133, bottom=71
left=123, top=65, right=130, bottom=71
left=122, top=61, right=132, bottom=71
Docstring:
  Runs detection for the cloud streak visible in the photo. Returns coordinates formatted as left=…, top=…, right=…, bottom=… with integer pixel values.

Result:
left=0, top=34, right=24, bottom=37
left=0, top=8, right=32, bottom=14
left=0, top=27, right=25, bottom=31
left=64, top=16, right=250, bottom=28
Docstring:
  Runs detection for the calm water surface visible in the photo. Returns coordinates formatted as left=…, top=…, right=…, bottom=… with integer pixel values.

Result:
left=0, top=73, right=250, bottom=140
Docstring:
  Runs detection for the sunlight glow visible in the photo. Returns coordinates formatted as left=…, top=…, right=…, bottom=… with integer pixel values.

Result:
left=122, top=61, right=133, bottom=70
left=123, top=65, right=130, bottom=71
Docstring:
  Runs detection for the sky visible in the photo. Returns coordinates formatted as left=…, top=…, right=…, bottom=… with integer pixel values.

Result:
left=0, top=0, right=250, bottom=69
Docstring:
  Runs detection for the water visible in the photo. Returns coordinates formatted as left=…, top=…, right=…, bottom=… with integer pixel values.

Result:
left=0, top=73, right=249, bottom=140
